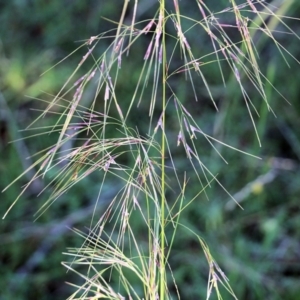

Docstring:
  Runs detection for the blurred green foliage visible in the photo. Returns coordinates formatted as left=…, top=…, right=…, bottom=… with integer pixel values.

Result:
left=1, top=1, right=300, bottom=299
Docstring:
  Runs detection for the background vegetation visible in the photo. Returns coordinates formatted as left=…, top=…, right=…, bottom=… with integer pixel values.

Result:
left=1, top=1, right=300, bottom=299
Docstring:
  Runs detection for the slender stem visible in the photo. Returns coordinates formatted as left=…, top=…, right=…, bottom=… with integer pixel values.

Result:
left=160, top=1, right=166, bottom=299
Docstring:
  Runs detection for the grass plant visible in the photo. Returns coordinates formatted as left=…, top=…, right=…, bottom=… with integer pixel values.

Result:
left=3, top=1, right=300, bottom=299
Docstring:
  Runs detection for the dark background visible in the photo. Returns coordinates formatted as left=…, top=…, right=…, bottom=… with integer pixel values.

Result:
left=1, top=1, right=300, bottom=299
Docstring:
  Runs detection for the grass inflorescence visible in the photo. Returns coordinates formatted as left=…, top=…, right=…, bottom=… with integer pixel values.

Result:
left=3, top=1, right=300, bottom=299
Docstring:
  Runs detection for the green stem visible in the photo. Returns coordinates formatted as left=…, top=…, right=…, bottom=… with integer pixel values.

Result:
left=160, top=1, right=166, bottom=299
